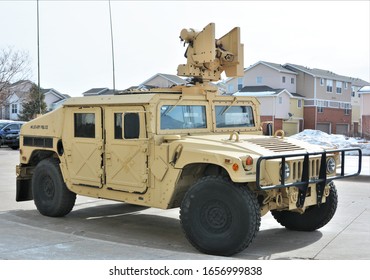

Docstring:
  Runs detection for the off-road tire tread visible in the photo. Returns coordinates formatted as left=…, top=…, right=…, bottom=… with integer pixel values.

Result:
left=271, top=183, right=338, bottom=231
left=180, top=176, right=261, bottom=256
left=32, top=158, right=76, bottom=217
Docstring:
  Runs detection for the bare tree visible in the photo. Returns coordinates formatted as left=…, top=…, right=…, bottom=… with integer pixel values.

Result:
left=0, top=47, right=32, bottom=107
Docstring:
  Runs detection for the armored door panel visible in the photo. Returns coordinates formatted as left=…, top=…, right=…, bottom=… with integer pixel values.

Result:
left=105, top=107, right=148, bottom=193
left=63, top=107, right=103, bottom=188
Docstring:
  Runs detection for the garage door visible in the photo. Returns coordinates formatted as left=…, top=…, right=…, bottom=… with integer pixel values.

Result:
left=336, top=124, right=349, bottom=135
left=317, top=123, right=331, bottom=134
left=283, top=121, right=299, bottom=136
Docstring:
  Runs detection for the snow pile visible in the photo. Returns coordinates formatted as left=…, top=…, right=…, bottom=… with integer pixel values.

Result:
left=291, top=129, right=370, bottom=156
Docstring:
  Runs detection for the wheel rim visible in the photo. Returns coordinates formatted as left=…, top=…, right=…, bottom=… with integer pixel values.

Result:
left=200, top=200, right=232, bottom=233
left=40, top=175, right=55, bottom=200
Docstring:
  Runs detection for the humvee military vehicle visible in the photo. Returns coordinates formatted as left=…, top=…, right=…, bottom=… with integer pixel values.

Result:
left=16, top=23, right=361, bottom=256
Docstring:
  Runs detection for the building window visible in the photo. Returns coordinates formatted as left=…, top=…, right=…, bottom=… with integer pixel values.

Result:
left=11, top=104, right=17, bottom=114
left=336, top=81, right=342, bottom=94
left=278, top=97, right=283, bottom=104
left=344, top=82, right=348, bottom=89
left=256, top=76, right=263, bottom=84
left=282, top=76, right=286, bottom=83
left=344, top=103, right=351, bottom=115
left=320, top=78, right=325, bottom=86
left=297, top=99, right=302, bottom=108
left=317, top=100, right=325, bottom=113
left=351, top=86, right=356, bottom=97
left=237, top=78, right=243, bottom=90
left=291, top=78, right=294, bottom=84
left=326, top=79, right=333, bottom=92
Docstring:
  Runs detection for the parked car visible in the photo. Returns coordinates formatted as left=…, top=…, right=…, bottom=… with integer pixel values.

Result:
left=0, top=121, right=25, bottom=148
left=5, top=132, right=21, bottom=150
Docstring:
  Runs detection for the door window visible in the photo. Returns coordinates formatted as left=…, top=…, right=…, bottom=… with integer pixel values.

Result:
left=74, top=113, right=95, bottom=138
left=114, top=112, right=140, bottom=139
left=124, top=113, right=140, bottom=139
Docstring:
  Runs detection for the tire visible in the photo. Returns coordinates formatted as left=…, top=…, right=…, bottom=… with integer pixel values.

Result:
left=32, top=158, right=76, bottom=217
left=180, top=176, right=261, bottom=256
left=271, top=182, right=338, bottom=231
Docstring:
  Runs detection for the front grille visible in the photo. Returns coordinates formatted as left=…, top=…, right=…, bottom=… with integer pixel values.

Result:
left=246, top=138, right=303, bottom=153
left=291, top=158, right=321, bottom=181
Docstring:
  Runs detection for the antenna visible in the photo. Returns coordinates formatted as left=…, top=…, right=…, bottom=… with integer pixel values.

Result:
left=108, top=0, right=116, bottom=93
left=37, top=0, right=41, bottom=114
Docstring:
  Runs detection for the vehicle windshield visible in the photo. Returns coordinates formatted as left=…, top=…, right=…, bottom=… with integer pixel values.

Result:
left=160, top=105, right=207, bottom=130
left=0, top=123, right=11, bottom=129
left=215, top=105, right=255, bottom=128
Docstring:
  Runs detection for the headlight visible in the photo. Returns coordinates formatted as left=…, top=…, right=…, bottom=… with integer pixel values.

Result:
left=280, top=162, right=290, bottom=179
left=326, top=157, right=336, bottom=174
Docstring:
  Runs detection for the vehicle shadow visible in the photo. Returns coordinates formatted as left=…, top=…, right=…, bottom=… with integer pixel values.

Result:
left=6, top=202, right=323, bottom=259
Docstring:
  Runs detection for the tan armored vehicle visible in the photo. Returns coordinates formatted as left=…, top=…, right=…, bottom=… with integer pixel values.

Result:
left=16, top=23, right=361, bottom=256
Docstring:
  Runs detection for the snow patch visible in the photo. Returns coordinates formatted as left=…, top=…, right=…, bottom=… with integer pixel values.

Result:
left=291, top=129, right=370, bottom=156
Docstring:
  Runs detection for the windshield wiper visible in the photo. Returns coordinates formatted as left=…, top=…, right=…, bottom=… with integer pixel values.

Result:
left=220, top=97, right=238, bottom=115
left=163, top=96, right=183, bottom=116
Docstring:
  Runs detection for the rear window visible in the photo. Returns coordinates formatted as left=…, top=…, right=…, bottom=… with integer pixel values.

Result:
left=215, top=105, right=255, bottom=128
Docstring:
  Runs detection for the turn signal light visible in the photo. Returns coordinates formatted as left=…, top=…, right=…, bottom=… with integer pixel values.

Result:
left=232, top=163, right=239, bottom=171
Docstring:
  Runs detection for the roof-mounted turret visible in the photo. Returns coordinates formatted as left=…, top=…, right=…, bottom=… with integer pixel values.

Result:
left=177, top=23, right=244, bottom=83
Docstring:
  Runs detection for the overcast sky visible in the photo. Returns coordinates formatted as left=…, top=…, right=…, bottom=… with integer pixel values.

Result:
left=0, top=0, right=369, bottom=96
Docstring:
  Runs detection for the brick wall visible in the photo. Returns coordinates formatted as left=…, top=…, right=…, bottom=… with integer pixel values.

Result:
left=304, top=107, right=351, bottom=134
left=317, top=107, right=351, bottom=134
left=362, top=115, right=370, bottom=138
left=303, top=107, right=316, bottom=129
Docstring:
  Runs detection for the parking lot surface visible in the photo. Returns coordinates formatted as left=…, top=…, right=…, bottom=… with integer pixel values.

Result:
left=0, top=148, right=369, bottom=260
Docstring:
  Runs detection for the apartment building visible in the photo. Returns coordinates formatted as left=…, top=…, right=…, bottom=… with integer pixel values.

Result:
left=234, top=85, right=304, bottom=136
left=284, top=64, right=370, bottom=135
left=226, top=61, right=298, bottom=94
left=359, top=86, right=370, bottom=138
left=350, top=78, right=370, bottom=136
left=226, top=61, right=303, bottom=135
left=224, top=61, right=370, bottom=135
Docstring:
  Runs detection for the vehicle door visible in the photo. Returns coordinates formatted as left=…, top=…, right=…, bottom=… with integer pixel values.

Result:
left=104, top=106, right=148, bottom=193
left=3, top=123, right=20, bottom=136
left=63, top=107, right=103, bottom=188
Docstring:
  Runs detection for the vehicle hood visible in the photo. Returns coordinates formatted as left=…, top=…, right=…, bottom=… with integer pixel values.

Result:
left=172, top=134, right=325, bottom=158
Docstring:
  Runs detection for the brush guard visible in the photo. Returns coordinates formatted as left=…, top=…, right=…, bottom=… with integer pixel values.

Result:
left=256, top=148, right=362, bottom=208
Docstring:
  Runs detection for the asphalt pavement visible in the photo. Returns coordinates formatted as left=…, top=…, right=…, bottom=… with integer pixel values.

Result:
left=0, top=147, right=369, bottom=260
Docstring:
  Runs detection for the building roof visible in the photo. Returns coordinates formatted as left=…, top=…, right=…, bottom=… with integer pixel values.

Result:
left=284, top=63, right=370, bottom=86
left=41, top=88, right=68, bottom=101
left=140, top=73, right=186, bottom=86
left=235, top=85, right=303, bottom=98
left=83, top=88, right=115, bottom=96
left=247, top=61, right=298, bottom=75
left=358, top=86, right=370, bottom=94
